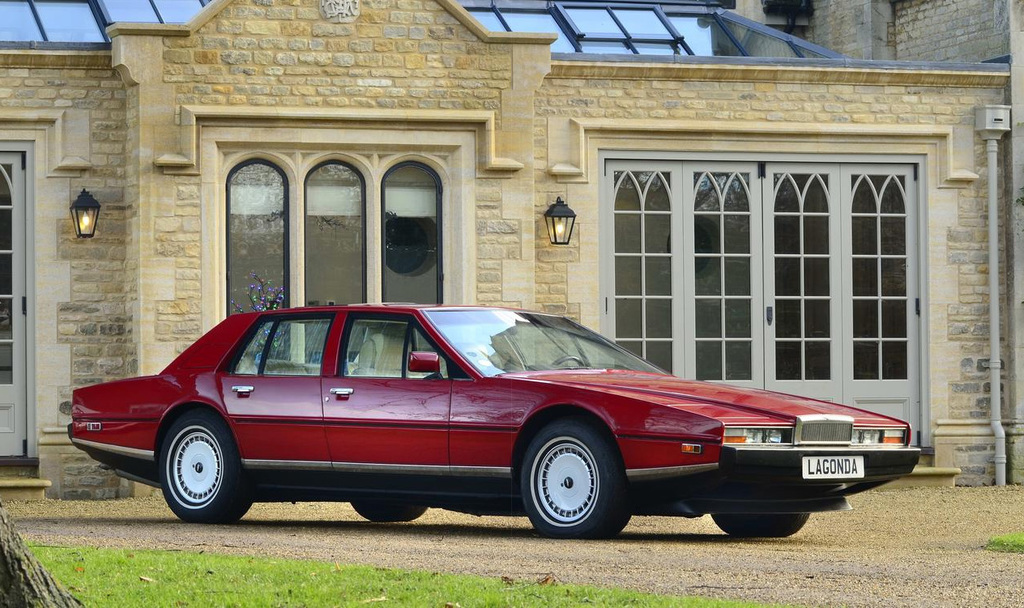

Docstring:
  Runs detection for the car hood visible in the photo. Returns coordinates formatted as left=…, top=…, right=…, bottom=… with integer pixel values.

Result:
left=508, top=370, right=904, bottom=426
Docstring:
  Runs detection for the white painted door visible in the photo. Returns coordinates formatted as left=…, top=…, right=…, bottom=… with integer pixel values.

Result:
left=762, top=165, right=844, bottom=402
left=839, top=165, right=919, bottom=422
left=602, top=158, right=920, bottom=429
left=0, top=155, right=25, bottom=457
left=681, top=164, right=764, bottom=389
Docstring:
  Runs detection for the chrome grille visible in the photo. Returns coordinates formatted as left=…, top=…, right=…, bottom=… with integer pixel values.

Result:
left=795, top=415, right=853, bottom=445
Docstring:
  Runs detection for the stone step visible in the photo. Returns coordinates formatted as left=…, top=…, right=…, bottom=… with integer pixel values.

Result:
left=0, top=478, right=51, bottom=501
left=885, top=465, right=961, bottom=488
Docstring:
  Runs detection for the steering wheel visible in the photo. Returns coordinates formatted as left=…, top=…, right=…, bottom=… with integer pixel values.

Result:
left=552, top=355, right=585, bottom=368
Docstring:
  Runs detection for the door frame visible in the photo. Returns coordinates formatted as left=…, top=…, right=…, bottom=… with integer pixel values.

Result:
left=0, top=143, right=35, bottom=458
left=599, top=150, right=930, bottom=446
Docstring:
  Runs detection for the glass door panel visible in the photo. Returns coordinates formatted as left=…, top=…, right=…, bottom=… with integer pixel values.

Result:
left=610, top=168, right=675, bottom=372
left=841, top=166, right=918, bottom=424
left=763, top=166, right=842, bottom=402
left=683, top=164, right=763, bottom=388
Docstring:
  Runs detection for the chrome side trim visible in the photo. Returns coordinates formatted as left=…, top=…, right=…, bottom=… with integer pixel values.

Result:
left=449, top=465, right=513, bottom=478
left=114, top=469, right=160, bottom=488
left=626, top=463, right=719, bottom=481
left=71, top=437, right=155, bottom=462
left=331, top=461, right=449, bottom=475
left=242, top=459, right=334, bottom=471
left=241, top=460, right=512, bottom=478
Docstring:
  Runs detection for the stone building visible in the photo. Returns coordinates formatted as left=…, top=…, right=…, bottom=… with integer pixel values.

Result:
left=0, top=0, right=1015, bottom=498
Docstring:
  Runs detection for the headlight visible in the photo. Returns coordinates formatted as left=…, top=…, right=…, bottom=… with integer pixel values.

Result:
left=723, top=427, right=793, bottom=445
left=851, top=428, right=906, bottom=445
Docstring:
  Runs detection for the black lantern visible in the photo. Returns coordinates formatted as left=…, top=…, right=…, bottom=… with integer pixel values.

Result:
left=70, top=189, right=100, bottom=238
left=544, top=197, right=576, bottom=245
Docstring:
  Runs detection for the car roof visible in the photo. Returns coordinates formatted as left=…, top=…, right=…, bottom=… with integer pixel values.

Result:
left=250, top=303, right=529, bottom=316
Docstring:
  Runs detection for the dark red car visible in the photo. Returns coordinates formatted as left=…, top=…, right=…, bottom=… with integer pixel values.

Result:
left=70, top=305, right=919, bottom=539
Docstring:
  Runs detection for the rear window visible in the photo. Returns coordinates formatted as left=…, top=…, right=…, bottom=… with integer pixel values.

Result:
left=231, top=316, right=331, bottom=376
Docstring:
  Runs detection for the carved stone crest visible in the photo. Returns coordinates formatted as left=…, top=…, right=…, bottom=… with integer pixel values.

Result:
left=320, top=0, right=360, bottom=23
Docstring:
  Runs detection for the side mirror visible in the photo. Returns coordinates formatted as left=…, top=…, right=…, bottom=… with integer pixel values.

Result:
left=408, top=351, right=441, bottom=374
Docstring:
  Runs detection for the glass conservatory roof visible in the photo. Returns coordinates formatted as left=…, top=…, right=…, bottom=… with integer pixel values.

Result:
left=0, top=0, right=211, bottom=43
left=0, top=0, right=840, bottom=60
left=464, top=0, right=841, bottom=58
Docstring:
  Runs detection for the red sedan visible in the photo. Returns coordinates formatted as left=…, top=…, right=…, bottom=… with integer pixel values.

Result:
left=70, top=305, right=919, bottom=539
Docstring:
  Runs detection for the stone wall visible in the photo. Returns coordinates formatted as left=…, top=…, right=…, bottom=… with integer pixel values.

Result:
left=0, top=54, right=133, bottom=498
left=892, top=0, right=1009, bottom=62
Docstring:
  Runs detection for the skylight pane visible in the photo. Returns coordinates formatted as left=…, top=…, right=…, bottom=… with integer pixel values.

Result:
left=153, top=0, right=203, bottom=24
left=501, top=12, right=575, bottom=53
left=579, top=40, right=632, bottom=54
left=35, top=1, right=104, bottom=42
left=566, top=8, right=623, bottom=38
left=101, top=0, right=160, bottom=23
left=669, top=16, right=741, bottom=57
left=0, top=1, right=43, bottom=42
left=633, top=42, right=677, bottom=56
left=612, top=9, right=671, bottom=39
left=469, top=10, right=506, bottom=32
left=722, top=20, right=798, bottom=58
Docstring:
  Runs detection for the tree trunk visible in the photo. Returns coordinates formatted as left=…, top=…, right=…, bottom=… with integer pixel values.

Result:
left=0, top=498, right=81, bottom=608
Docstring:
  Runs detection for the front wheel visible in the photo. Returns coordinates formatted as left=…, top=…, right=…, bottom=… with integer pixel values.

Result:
left=711, top=513, right=810, bottom=538
left=350, top=501, right=427, bottom=523
left=521, top=418, right=631, bottom=539
left=160, top=410, right=253, bottom=524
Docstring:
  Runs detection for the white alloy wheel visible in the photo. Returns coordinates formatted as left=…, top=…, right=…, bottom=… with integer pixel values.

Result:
left=168, top=426, right=223, bottom=508
left=532, top=437, right=599, bottom=526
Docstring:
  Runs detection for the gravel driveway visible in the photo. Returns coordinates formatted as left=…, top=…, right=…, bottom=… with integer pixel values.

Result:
left=7, top=485, right=1024, bottom=607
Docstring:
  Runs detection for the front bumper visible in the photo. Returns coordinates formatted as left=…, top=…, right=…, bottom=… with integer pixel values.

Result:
left=720, top=445, right=921, bottom=484
left=631, top=445, right=920, bottom=516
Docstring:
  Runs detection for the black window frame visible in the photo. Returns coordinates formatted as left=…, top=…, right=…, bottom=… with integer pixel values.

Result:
left=381, top=161, right=443, bottom=305
left=226, top=158, right=291, bottom=316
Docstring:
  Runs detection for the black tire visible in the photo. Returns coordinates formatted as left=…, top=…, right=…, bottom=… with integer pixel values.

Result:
left=711, top=513, right=810, bottom=538
left=159, top=410, right=253, bottom=524
left=350, top=501, right=428, bottom=523
left=520, top=417, right=631, bottom=539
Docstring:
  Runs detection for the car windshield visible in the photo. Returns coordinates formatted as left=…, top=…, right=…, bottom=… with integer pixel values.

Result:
left=424, top=309, right=664, bottom=377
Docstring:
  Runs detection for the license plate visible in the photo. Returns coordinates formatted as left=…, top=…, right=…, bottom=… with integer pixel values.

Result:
left=802, top=455, right=865, bottom=480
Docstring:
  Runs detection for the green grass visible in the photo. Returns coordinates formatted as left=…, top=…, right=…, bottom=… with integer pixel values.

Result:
left=32, top=545, right=776, bottom=608
left=986, top=532, right=1024, bottom=553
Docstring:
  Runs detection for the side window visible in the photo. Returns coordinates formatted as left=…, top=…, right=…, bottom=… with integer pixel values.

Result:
left=407, top=327, right=448, bottom=379
left=264, top=318, right=331, bottom=376
left=232, top=319, right=274, bottom=375
left=344, top=319, right=408, bottom=378
left=231, top=317, right=330, bottom=376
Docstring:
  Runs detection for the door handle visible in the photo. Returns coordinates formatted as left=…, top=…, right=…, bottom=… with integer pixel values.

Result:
left=329, top=387, right=355, bottom=398
left=766, top=306, right=773, bottom=326
left=231, top=385, right=254, bottom=396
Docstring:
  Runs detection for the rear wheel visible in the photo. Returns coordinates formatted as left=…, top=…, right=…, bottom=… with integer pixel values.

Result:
left=350, top=501, right=427, bottom=523
left=711, top=513, right=810, bottom=538
left=160, top=410, right=253, bottom=524
left=521, top=417, right=631, bottom=539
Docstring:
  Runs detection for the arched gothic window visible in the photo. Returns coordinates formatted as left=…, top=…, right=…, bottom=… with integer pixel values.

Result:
left=382, top=163, right=442, bottom=304
left=304, top=161, right=366, bottom=306
left=226, top=160, right=288, bottom=313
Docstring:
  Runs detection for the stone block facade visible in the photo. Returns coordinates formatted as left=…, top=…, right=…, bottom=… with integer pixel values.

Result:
left=891, top=0, right=1009, bottom=63
left=0, top=0, right=1017, bottom=494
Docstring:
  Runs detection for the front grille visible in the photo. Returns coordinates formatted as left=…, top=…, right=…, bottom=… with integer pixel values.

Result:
left=796, top=416, right=853, bottom=445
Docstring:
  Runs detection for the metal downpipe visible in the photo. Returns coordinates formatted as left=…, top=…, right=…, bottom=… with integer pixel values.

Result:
left=987, top=138, right=1007, bottom=486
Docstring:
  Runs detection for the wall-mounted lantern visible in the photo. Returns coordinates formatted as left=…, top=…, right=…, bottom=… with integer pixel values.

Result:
left=544, top=197, right=576, bottom=245
left=70, top=189, right=100, bottom=238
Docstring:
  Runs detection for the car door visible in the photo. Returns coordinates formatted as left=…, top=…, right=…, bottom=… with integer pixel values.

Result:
left=219, top=314, right=333, bottom=466
left=323, top=314, right=452, bottom=471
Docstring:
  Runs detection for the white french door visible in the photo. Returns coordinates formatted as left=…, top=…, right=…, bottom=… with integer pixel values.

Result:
left=602, top=159, right=919, bottom=427
left=0, top=154, right=26, bottom=457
